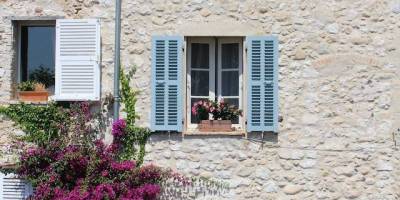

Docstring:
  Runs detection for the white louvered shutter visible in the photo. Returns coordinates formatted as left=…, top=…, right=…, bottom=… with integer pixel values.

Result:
left=0, top=173, right=33, bottom=199
left=55, top=19, right=101, bottom=101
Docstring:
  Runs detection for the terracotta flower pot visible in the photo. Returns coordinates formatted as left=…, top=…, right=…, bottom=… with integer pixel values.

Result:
left=198, top=120, right=232, bottom=132
left=18, top=91, right=49, bottom=102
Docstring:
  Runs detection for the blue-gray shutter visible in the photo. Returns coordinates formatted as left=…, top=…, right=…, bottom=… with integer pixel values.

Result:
left=151, top=36, right=183, bottom=132
left=246, top=36, right=279, bottom=132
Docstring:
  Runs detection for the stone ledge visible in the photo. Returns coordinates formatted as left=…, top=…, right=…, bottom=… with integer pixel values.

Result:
left=0, top=163, right=17, bottom=169
left=184, top=131, right=244, bottom=136
left=0, top=100, right=48, bottom=106
left=6, top=16, right=65, bottom=21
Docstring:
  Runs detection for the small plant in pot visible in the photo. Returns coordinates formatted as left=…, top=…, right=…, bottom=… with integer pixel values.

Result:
left=17, top=81, right=49, bottom=102
left=192, top=99, right=242, bottom=132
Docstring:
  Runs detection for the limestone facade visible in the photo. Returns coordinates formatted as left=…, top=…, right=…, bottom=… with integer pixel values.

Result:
left=0, top=0, right=400, bottom=199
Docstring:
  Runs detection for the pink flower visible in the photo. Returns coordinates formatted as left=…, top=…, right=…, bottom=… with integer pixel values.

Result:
left=101, top=170, right=109, bottom=177
left=112, top=119, right=126, bottom=138
left=191, top=106, right=197, bottom=115
left=209, top=106, right=215, bottom=112
left=111, top=160, right=136, bottom=171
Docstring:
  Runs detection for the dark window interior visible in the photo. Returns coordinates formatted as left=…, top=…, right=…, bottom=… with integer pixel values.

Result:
left=20, top=26, right=55, bottom=87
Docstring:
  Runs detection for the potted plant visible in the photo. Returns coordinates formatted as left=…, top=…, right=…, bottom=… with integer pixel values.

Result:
left=17, top=81, right=49, bottom=102
left=192, top=99, right=242, bottom=132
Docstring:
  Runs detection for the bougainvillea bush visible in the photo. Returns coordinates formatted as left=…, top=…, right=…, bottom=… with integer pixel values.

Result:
left=1, top=70, right=226, bottom=199
left=19, top=136, right=184, bottom=200
left=13, top=103, right=189, bottom=200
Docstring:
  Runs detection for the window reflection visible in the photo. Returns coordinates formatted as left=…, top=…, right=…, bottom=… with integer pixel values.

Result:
left=21, top=26, right=55, bottom=88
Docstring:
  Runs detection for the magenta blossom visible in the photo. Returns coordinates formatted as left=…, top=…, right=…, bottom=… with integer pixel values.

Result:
left=111, top=160, right=136, bottom=171
left=112, top=119, right=127, bottom=138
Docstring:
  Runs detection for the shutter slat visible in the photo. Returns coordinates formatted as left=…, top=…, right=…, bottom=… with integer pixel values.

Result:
left=0, top=173, right=33, bottom=199
left=55, top=19, right=101, bottom=101
left=151, top=36, right=183, bottom=132
left=246, top=36, right=279, bottom=132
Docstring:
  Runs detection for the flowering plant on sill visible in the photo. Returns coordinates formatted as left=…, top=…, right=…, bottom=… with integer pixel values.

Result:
left=191, top=99, right=242, bottom=122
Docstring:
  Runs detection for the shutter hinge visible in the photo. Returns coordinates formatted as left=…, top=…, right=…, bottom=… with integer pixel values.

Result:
left=245, top=120, right=248, bottom=125
left=182, top=120, right=184, bottom=125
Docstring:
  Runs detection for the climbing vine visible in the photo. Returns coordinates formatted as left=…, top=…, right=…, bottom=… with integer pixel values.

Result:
left=118, top=68, right=151, bottom=165
left=0, top=103, right=69, bottom=146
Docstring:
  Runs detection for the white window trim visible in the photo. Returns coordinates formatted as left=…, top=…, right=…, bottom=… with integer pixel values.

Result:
left=186, top=37, right=216, bottom=130
left=186, top=37, right=244, bottom=132
left=217, top=37, right=244, bottom=130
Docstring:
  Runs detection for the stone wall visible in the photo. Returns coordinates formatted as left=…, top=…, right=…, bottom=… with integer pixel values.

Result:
left=0, top=0, right=400, bottom=199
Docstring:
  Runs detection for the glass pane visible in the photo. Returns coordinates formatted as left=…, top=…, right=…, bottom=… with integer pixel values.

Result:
left=221, top=71, right=239, bottom=96
left=21, top=26, right=55, bottom=87
left=221, top=43, right=239, bottom=69
left=224, top=98, right=239, bottom=124
left=191, top=98, right=209, bottom=124
left=191, top=71, right=209, bottom=96
left=191, top=43, right=209, bottom=69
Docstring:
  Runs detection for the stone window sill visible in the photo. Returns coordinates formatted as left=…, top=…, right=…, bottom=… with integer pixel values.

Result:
left=2, top=95, right=58, bottom=105
left=184, top=130, right=244, bottom=136
left=0, top=99, right=49, bottom=106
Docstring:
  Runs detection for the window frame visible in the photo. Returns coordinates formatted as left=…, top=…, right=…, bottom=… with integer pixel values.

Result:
left=186, top=37, right=216, bottom=130
left=217, top=37, right=244, bottom=130
left=16, top=20, right=56, bottom=85
left=185, top=37, right=245, bottom=132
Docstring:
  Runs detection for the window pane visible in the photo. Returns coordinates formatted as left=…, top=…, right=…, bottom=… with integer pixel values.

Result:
left=21, top=26, right=55, bottom=87
left=221, top=71, right=239, bottom=96
left=221, top=43, right=239, bottom=69
left=191, top=43, right=209, bottom=69
left=191, top=70, right=209, bottom=96
left=224, top=98, right=239, bottom=124
left=191, top=98, right=209, bottom=124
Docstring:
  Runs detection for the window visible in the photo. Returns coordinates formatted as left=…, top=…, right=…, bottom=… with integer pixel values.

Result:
left=150, top=36, right=279, bottom=133
left=17, top=21, right=56, bottom=92
left=187, top=37, right=243, bottom=130
left=14, top=19, right=101, bottom=101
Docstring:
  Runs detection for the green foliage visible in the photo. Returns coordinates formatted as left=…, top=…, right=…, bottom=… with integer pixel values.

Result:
left=120, top=68, right=140, bottom=124
left=118, top=68, right=151, bottom=165
left=17, top=80, right=36, bottom=91
left=29, top=65, right=55, bottom=87
left=0, top=103, right=69, bottom=146
left=118, top=126, right=151, bottom=165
